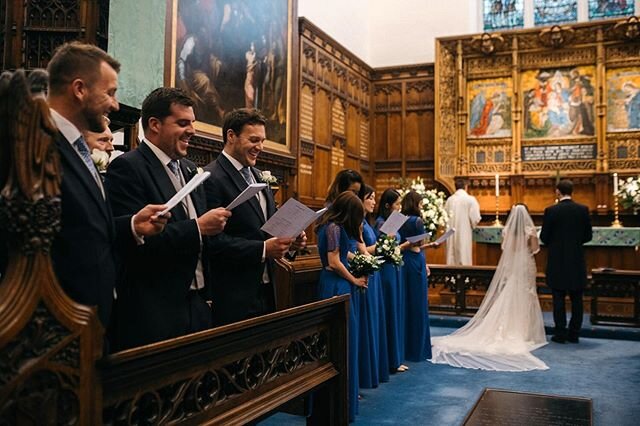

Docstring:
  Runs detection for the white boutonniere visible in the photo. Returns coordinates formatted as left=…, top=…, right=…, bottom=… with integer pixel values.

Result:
left=196, top=167, right=204, bottom=175
left=90, top=148, right=110, bottom=172
left=260, top=170, right=278, bottom=185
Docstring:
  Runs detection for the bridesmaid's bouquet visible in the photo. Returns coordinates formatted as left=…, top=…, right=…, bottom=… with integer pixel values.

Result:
left=348, top=253, right=384, bottom=292
left=375, top=234, right=403, bottom=266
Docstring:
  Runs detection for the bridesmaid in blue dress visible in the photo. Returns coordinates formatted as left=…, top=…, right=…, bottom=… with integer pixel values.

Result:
left=316, top=191, right=368, bottom=422
left=399, top=190, right=436, bottom=362
left=358, top=185, right=386, bottom=388
left=373, top=189, right=410, bottom=375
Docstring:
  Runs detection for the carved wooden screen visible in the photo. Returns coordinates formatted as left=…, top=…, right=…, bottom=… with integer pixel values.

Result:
left=435, top=16, right=640, bottom=214
left=371, top=65, right=436, bottom=195
left=0, top=0, right=109, bottom=70
left=297, top=18, right=372, bottom=209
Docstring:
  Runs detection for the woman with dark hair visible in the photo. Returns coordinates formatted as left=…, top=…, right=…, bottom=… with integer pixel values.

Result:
left=358, top=185, right=387, bottom=388
left=373, top=188, right=409, bottom=374
left=315, top=191, right=368, bottom=421
left=399, top=190, right=434, bottom=362
left=325, top=169, right=365, bottom=204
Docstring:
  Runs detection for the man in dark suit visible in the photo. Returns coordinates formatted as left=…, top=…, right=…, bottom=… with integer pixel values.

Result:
left=540, top=179, right=592, bottom=344
left=45, top=42, right=168, bottom=333
left=204, top=108, right=306, bottom=325
left=105, top=88, right=231, bottom=349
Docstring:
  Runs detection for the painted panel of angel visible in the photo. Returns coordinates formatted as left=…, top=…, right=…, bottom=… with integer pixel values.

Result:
left=607, top=67, right=640, bottom=131
left=468, top=79, right=512, bottom=139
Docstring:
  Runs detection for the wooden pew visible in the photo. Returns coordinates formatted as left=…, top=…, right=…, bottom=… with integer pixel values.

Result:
left=274, top=251, right=323, bottom=310
left=590, top=269, right=640, bottom=327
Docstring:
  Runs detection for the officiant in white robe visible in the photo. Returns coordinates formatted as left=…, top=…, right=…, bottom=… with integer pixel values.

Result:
left=445, top=178, right=482, bottom=265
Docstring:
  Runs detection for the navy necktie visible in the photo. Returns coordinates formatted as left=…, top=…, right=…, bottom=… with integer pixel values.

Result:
left=74, top=136, right=100, bottom=182
left=168, top=159, right=181, bottom=180
left=240, top=167, right=253, bottom=184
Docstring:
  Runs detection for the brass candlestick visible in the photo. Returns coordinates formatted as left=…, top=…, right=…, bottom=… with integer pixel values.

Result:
left=493, top=194, right=502, bottom=226
left=611, top=194, right=623, bottom=228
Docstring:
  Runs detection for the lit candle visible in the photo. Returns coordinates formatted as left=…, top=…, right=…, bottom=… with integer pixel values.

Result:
left=613, top=172, right=618, bottom=195
left=495, top=174, right=499, bottom=197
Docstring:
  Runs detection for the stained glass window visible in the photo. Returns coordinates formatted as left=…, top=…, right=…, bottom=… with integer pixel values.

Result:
left=534, top=0, right=578, bottom=26
left=483, top=0, right=525, bottom=31
left=589, top=0, right=635, bottom=20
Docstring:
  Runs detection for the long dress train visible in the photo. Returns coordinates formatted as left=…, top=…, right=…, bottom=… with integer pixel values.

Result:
left=430, top=205, right=549, bottom=372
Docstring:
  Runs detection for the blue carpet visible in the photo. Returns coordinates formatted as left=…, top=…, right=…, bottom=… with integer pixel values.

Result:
left=260, top=326, right=640, bottom=425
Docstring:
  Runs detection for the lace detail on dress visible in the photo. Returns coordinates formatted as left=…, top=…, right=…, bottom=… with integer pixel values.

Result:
left=326, top=222, right=341, bottom=252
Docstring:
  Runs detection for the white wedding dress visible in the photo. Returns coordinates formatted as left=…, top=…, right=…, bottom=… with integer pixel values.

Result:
left=430, top=205, right=549, bottom=371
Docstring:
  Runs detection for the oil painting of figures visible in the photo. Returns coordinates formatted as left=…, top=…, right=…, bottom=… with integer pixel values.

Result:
left=522, top=67, right=595, bottom=139
left=171, top=0, right=290, bottom=145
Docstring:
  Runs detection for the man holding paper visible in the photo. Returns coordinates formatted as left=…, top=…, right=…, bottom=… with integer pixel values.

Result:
left=204, top=109, right=306, bottom=325
left=105, top=88, right=231, bottom=349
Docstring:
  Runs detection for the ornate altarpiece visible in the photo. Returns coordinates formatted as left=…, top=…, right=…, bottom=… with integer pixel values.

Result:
left=435, top=16, right=640, bottom=215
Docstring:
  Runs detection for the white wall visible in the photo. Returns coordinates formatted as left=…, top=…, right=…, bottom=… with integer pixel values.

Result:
left=298, top=0, right=480, bottom=67
left=298, top=0, right=371, bottom=62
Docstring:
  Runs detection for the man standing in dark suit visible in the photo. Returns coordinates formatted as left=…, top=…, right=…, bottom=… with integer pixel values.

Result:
left=45, top=42, right=168, bottom=333
left=105, top=88, right=231, bottom=349
left=204, top=108, right=306, bottom=325
left=540, top=179, right=592, bottom=343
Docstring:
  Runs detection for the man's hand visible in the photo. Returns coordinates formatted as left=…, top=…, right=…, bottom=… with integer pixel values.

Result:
left=197, top=207, right=232, bottom=236
left=265, top=237, right=294, bottom=259
left=290, top=231, right=307, bottom=252
left=133, top=204, right=171, bottom=237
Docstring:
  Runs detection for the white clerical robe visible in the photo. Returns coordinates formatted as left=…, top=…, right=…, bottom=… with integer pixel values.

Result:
left=445, top=189, right=481, bottom=266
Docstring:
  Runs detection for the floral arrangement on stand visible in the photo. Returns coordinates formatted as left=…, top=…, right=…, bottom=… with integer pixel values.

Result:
left=617, top=176, right=640, bottom=214
left=396, top=176, right=449, bottom=239
left=349, top=253, right=384, bottom=292
left=375, top=234, right=403, bottom=266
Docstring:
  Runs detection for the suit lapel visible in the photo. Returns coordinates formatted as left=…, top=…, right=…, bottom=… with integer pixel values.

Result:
left=56, top=133, right=109, bottom=222
left=218, top=154, right=265, bottom=223
left=138, top=143, right=188, bottom=222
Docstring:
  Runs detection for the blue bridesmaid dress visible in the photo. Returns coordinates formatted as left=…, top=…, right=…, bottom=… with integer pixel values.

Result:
left=317, top=222, right=360, bottom=421
left=358, top=220, right=387, bottom=388
left=374, top=217, right=405, bottom=375
left=398, top=216, right=432, bottom=362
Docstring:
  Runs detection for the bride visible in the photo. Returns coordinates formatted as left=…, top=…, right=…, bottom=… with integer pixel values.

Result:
left=430, top=204, right=548, bottom=371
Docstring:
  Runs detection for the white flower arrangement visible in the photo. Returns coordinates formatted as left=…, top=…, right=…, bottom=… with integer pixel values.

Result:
left=375, top=234, right=403, bottom=266
left=196, top=167, right=204, bottom=175
left=396, top=176, right=449, bottom=240
left=617, top=176, right=640, bottom=213
left=260, top=170, right=278, bottom=185
left=90, top=148, right=110, bottom=172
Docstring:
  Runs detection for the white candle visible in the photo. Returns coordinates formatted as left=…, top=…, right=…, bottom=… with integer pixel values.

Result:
left=495, top=174, right=499, bottom=197
left=613, top=172, right=618, bottom=195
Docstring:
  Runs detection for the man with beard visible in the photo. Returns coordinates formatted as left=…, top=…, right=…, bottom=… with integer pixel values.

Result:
left=46, top=42, right=168, bottom=339
left=105, top=88, right=231, bottom=349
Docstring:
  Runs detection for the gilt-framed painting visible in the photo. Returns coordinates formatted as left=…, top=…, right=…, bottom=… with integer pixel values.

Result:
left=521, top=66, right=596, bottom=139
left=467, top=78, right=513, bottom=138
left=607, top=67, right=640, bottom=131
left=165, top=0, right=295, bottom=153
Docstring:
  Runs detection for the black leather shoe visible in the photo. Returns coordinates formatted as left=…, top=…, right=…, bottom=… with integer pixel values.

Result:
left=567, top=336, right=579, bottom=343
left=551, top=335, right=566, bottom=343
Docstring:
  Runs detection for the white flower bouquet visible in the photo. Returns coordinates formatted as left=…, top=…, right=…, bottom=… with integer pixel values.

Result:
left=617, top=176, right=640, bottom=213
left=375, top=234, right=403, bottom=266
left=348, top=253, right=384, bottom=278
left=396, top=176, right=449, bottom=240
